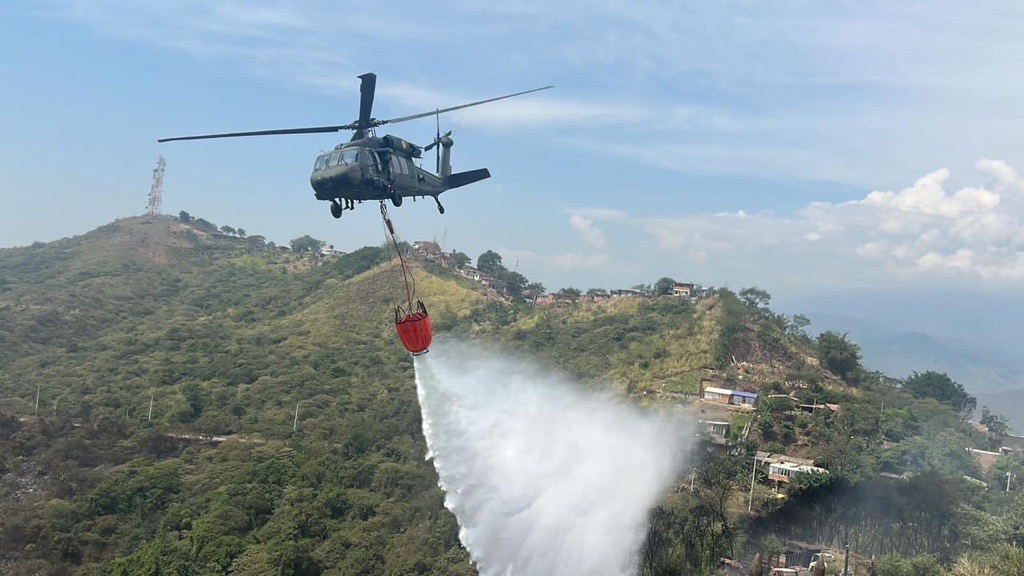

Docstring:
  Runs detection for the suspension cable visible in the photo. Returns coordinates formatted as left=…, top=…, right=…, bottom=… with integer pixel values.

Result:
left=379, top=201, right=415, bottom=310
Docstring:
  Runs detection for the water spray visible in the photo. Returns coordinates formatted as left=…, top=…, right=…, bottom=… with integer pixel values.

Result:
left=414, top=341, right=692, bottom=576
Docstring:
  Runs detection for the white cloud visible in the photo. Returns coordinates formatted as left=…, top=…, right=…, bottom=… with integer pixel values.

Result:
left=858, top=168, right=1000, bottom=218
left=608, top=161, right=1024, bottom=288
left=568, top=214, right=607, bottom=249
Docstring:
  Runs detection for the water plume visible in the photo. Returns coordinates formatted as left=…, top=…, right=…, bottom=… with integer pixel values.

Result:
left=414, top=341, right=692, bottom=576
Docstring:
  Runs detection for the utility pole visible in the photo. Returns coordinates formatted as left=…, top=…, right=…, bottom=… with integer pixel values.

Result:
left=748, top=455, right=758, bottom=512
left=1009, top=472, right=1014, bottom=493
left=35, top=385, right=40, bottom=416
left=148, top=393, right=154, bottom=422
left=843, top=544, right=850, bottom=576
left=293, top=402, right=300, bottom=431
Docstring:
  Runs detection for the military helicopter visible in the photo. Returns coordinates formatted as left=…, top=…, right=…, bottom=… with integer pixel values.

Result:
left=159, top=73, right=552, bottom=219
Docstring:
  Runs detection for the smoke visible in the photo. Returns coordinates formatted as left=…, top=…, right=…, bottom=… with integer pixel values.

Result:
left=414, top=341, right=692, bottom=576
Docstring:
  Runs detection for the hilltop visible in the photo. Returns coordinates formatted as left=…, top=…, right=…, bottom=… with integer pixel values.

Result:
left=1, top=215, right=1022, bottom=575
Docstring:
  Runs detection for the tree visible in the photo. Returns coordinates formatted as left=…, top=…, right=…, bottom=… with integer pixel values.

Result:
left=981, top=406, right=1009, bottom=437
left=236, top=228, right=246, bottom=238
left=289, top=235, right=325, bottom=253
left=525, top=282, right=546, bottom=296
left=816, top=331, right=861, bottom=381
left=499, top=271, right=527, bottom=298
left=787, top=314, right=812, bottom=336
left=477, top=250, right=505, bottom=275
left=632, top=283, right=652, bottom=296
left=178, top=211, right=192, bottom=223
left=903, top=371, right=976, bottom=415
left=739, top=287, right=772, bottom=311
left=586, top=288, right=608, bottom=297
left=451, top=251, right=471, bottom=268
left=220, top=225, right=236, bottom=236
left=556, top=287, right=581, bottom=302
left=654, top=277, right=676, bottom=296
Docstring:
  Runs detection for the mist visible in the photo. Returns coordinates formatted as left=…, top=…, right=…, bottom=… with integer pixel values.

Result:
left=414, top=341, right=692, bottom=576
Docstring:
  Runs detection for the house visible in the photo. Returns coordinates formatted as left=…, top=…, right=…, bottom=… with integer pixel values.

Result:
left=702, top=420, right=731, bottom=440
left=756, top=452, right=828, bottom=484
left=481, top=276, right=508, bottom=294
left=970, top=448, right=1003, bottom=471
left=799, top=403, right=840, bottom=415
left=319, top=244, right=345, bottom=257
left=1002, top=433, right=1024, bottom=454
left=702, top=386, right=733, bottom=404
left=460, top=266, right=482, bottom=281
left=412, top=240, right=442, bottom=256
left=534, top=294, right=555, bottom=307
left=730, top=390, right=758, bottom=408
left=672, top=282, right=696, bottom=297
left=610, top=288, right=644, bottom=298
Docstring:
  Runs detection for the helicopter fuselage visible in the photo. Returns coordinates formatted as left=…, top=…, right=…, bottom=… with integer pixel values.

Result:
left=310, top=136, right=447, bottom=203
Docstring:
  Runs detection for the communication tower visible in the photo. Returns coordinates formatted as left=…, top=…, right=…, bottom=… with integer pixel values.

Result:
left=146, top=155, right=166, bottom=216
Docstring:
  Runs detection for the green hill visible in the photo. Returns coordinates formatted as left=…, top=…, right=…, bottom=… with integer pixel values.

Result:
left=1, top=216, right=1022, bottom=575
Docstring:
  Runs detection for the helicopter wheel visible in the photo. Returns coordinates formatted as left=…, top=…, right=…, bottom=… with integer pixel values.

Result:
left=390, top=190, right=403, bottom=207
left=330, top=201, right=343, bottom=219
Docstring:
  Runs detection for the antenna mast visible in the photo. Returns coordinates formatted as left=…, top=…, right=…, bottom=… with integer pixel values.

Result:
left=147, top=155, right=166, bottom=216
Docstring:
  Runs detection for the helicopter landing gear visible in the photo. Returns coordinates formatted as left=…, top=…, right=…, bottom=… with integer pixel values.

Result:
left=433, top=197, right=445, bottom=214
left=390, top=189, right=403, bottom=207
left=330, top=200, right=344, bottom=219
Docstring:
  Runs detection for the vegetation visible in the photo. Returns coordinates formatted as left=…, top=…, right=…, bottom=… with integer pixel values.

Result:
left=0, top=216, right=1020, bottom=575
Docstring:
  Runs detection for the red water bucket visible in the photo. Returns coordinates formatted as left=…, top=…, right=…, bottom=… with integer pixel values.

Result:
left=395, top=301, right=432, bottom=355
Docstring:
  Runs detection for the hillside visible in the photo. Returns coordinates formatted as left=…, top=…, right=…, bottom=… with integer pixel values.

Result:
left=0, top=216, right=487, bottom=575
left=1, top=216, right=1022, bottom=575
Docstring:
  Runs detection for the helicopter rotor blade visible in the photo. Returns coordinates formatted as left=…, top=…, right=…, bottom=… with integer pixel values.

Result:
left=354, top=72, right=377, bottom=139
left=375, top=85, right=553, bottom=127
left=158, top=124, right=356, bottom=143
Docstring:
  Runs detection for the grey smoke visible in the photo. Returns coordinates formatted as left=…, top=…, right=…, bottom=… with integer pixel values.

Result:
left=414, top=341, right=692, bottom=576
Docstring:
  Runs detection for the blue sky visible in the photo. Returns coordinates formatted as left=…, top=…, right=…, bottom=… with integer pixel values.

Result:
left=3, top=1, right=1024, bottom=342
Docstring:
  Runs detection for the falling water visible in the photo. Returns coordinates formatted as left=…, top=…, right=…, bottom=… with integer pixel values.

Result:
left=414, top=341, right=692, bottom=576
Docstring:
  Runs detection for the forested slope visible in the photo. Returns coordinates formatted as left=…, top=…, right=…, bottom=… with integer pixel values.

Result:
left=1, top=215, right=1022, bottom=575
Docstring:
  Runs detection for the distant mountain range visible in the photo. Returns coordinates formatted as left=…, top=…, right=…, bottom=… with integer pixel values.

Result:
left=810, top=312, right=1024, bottom=432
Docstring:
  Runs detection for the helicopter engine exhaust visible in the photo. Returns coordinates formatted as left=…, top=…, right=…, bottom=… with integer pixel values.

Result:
left=381, top=134, right=423, bottom=158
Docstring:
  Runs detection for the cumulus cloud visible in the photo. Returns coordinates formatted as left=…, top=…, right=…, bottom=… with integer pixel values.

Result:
left=858, top=168, right=1000, bottom=218
left=623, top=160, right=1024, bottom=286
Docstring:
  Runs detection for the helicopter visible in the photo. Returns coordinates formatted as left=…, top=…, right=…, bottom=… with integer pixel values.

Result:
left=158, top=73, right=552, bottom=219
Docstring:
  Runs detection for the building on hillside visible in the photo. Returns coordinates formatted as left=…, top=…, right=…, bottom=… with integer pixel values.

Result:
left=534, top=294, right=555, bottom=307
left=672, top=282, right=696, bottom=297
left=970, top=448, right=1003, bottom=471
left=319, top=244, right=345, bottom=257
left=460, top=266, right=482, bottom=281
left=1002, top=433, right=1024, bottom=454
left=411, top=238, right=440, bottom=254
left=730, top=390, right=759, bottom=408
left=799, top=403, right=840, bottom=415
left=610, top=288, right=644, bottom=298
left=756, top=452, right=828, bottom=484
left=480, top=276, right=508, bottom=295
left=702, top=386, right=733, bottom=404
left=702, top=420, right=731, bottom=441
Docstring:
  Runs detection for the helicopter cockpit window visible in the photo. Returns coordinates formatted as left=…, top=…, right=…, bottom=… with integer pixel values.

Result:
left=341, top=150, right=359, bottom=164
left=314, top=154, right=328, bottom=170
left=327, top=151, right=341, bottom=167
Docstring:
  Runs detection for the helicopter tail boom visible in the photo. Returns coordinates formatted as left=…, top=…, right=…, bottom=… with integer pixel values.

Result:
left=445, top=169, right=490, bottom=190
